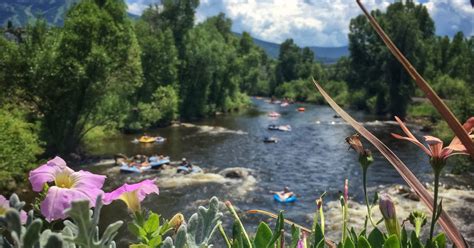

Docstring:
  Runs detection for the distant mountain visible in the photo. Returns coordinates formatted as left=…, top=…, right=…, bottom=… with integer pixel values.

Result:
left=0, top=0, right=79, bottom=27
left=245, top=34, right=349, bottom=64
left=0, top=0, right=138, bottom=27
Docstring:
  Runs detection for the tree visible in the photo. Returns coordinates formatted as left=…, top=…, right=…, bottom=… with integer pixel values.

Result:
left=157, top=0, right=200, bottom=58
left=5, top=0, right=143, bottom=155
left=347, top=1, right=434, bottom=117
left=276, top=39, right=301, bottom=85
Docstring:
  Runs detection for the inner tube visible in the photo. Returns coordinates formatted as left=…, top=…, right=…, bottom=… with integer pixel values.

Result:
left=263, top=137, right=278, bottom=143
left=273, top=194, right=297, bottom=203
left=120, top=163, right=151, bottom=173
left=149, top=156, right=170, bottom=168
left=177, top=165, right=202, bottom=174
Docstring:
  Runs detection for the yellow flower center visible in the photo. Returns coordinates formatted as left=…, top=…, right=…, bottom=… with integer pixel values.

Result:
left=0, top=206, right=6, bottom=216
left=119, top=191, right=140, bottom=212
left=54, top=171, right=74, bottom=188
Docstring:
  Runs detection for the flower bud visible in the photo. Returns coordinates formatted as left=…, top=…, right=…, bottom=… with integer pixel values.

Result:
left=379, top=193, right=400, bottom=238
left=408, top=210, right=427, bottom=237
left=358, top=149, right=373, bottom=169
left=169, top=213, right=185, bottom=232
left=344, top=179, right=349, bottom=203
left=346, top=134, right=373, bottom=169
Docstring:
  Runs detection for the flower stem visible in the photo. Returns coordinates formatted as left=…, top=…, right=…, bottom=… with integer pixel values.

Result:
left=218, top=223, right=231, bottom=248
left=429, top=170, right=440, bottom=241
left=362, top=167, right=376, bottom=227
left=225, top=201, right=252, bottom=248
left=341, top=196, right=348, bottom=243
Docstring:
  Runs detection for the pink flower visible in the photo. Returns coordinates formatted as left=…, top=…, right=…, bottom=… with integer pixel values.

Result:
left=391, top=116, right=472, bottom=166
left=29, top=156, right=106, bottom=222
left=103, top=179, right=159, bottom=212
left=344, top=179, right=349, bottom=203
left=297, top=231, right=307, bottom=248
left=0, top=195, right=27, bottom=224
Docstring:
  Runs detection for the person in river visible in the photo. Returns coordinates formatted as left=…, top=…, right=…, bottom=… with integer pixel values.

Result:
left=130, top=154, right=149, bottom=168
left=271, top=187, right=294, bottom=200
left=178, top=158, right=193, bottom=174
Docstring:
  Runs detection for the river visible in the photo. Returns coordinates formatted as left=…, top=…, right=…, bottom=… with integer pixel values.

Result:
left=81, top=98, right=472, bottom=246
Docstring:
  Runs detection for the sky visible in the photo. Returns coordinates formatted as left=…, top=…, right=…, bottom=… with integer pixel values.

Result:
left=126, top=0, right=474, bottom=47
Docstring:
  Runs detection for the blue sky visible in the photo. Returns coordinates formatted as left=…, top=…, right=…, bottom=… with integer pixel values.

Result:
left=126, top=0, right=474, bottom=47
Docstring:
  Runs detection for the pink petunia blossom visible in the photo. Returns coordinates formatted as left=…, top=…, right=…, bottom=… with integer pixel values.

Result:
left=29, top=156, right=106, bottom=222
left=103, top=179, right=159, bottom=212
left=0, top=195, right=27, bottom=224
left=297, top=231, right=307, bottom=248
left=391, top=116, right=472, bottom=166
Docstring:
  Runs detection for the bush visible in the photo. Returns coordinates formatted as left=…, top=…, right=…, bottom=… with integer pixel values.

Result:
left=348, top=89, right=368, bottom=110
left=432, top=75, right=468, bottom=99
left=0, top=107, right=43, bottom=190
left=407, top=102, right=440, bottom=123
left=123, top=85, right=179, bottom=130
left=275, top=79, right=348, bottom=105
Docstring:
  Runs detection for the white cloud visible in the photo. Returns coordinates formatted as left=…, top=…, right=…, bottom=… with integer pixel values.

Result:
left=126, top=0, right=157, bottom=15
left=127, top=0, right=473, bottom=47
left=422, top=0, right=474, bottom=37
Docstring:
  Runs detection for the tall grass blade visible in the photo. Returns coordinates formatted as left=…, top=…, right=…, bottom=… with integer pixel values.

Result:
left=312, top=79, right=467, bottom=248
left=355, top=0, right=474, bottom=160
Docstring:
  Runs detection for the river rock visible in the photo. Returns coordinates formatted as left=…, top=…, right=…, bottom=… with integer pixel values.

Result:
left=218, top=167, right=251, bottom=179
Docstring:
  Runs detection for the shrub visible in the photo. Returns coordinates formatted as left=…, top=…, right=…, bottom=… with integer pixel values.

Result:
left=0, top=107, right=43, bottom=191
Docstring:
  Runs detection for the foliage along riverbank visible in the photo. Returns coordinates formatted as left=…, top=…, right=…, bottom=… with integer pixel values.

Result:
left=1, top=0, right=472, bottom=193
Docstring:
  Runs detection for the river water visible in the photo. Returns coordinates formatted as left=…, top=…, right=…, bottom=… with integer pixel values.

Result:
left=81, top=98, right=472, bottom=246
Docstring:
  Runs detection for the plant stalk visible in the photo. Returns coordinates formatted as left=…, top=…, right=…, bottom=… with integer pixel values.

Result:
left=217, top=223, right=231, bottom=248
left=429, top=170, right=440, bottom=241
left=225, top=201, right=252, bottom=248
left=362, top=168, right=376, bottom=227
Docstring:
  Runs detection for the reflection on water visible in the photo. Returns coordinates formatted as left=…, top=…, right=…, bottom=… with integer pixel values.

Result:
left=82, top=98, right=471, bottom=246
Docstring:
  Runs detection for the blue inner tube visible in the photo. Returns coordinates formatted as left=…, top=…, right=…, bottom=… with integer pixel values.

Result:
left=273, top=194, right=297, bottom=203
left=149, top=156, right=170, bottom=168
left=120, top=163, right=151, bottom=173
left=177, top=165, right=202, bottom=174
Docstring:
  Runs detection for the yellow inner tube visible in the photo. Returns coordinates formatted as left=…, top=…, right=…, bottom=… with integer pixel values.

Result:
left=138, top=136, right=156, bottom=143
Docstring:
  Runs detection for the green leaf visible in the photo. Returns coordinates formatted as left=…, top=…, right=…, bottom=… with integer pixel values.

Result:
left=42, top=233, right=64, bottom=248
left=316, top=239, right=325, bottom=248
left=410, top=231, right=424, bottom=248
left=343, top=236, right=355, bottom=248
left=372, top=192, right=379, bottom=206
left=130, top=244, right=149, bottom=248
left=367, top=228, right=385, bottom=248
left=144, top=213, right=160, bottom=234
left=149, top=235, right=163, bottom=247
left=357, top=236, right=372, bottom=248
left=186, top=196, right=223, bottom=247
left=383, top=235, right=400, bottom=248
left=349, top=227, right=358, bottom=244
left=232, top=222, right=244, bottom=248
left=434, top=200, right=443, bottom=224
left=128, top=222, right=142, bottom=237
left=174, top=225, right=187, bottom=248
left=433, top=233, right=446, bottom=248
left=62, top=195, right=123, bottom=247
left=401, top=227, right=408, bottom=248
left=266, top=211, right=284, bottom=248
left=4, top=209, right=21, bottom=236
left=312, top=223, right=324, bottom=248
left=290, top=225, right=300, bottom=248
left=254, top=222, right=273, bottom=247
left=23, top=219, right=42, bottom=248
